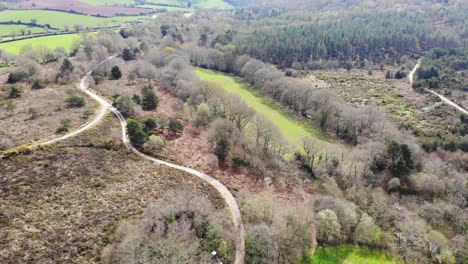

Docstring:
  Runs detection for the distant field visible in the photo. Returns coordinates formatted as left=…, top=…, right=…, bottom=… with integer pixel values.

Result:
left=0, top=10, right=116, bottom=29
left=310, top=246, right=402, bottom=264
left=110, top=15, right=151, bottom=23
left=0, top=34, right=81, bottom=54
left=195, top=68, right=329, bottom=150
left=137, top=0, right=232, bottom=9
left=79, top=0, right=135, bottom=5
left=0, top=25, right=45, bottom=36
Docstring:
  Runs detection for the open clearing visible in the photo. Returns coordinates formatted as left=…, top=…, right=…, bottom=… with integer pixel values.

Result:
left=310, top=245, right=402, bottom=264
left=0, top=81, right=98, bottom=148
left=0, top=10, right=116, bottom=30
left=0, top=34, right=82, bottom=54
left=0, top=114, right=224, bottom=263
left=195, top=68, right=330, bottom=150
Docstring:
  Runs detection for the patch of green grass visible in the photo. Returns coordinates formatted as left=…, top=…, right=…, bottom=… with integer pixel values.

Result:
left=0, top=25, right=45, bottom=36
left=0, top=34, right=82, bottom=54
left=0, top=10, right=116, bottom=30
left=309, top=245, right=402, bottom=264
left=195, top=68, right=331, bottom=150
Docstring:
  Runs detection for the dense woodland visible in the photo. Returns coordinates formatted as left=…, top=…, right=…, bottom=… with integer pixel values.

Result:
left=1, top=0, right=467, bottom=264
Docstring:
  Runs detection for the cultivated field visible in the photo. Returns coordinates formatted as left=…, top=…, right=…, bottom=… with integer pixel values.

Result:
left=0, top=10, right=116, bottom=30
left=195, top=68, right=331, bottom=150
left=0, top=114, right=224, bottom=263
left=0, top=34, right=82, bottom=54
left=79, top=0, right=135, bottom=5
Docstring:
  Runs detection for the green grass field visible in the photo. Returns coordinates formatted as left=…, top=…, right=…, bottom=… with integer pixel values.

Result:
left=0, top=25, right=45, bottom=36
left=0, top=34, right=81, bottom=54
left=195, top=68, right=329, bottom=150
left=309, top=246, right=402, bottom=264
left=0, top=10, right=116, bottom=30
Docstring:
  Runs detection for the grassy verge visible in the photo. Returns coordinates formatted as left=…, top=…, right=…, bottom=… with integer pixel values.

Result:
left=0, top=33, right=82, bottom=54
left=195, top=68, right=332, bottom=150
left=309, top=245, right=402, bottom=264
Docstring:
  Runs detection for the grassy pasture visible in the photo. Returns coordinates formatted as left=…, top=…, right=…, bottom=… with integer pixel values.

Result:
left=0, top=34, right=81, bottom=54
left=309, top=245, right=402, bottom=264
left=195, top=68, right=330, bottom=150
left=0, top=10, right=116, bottom=30
left=0, top=25, right=45, bottom=36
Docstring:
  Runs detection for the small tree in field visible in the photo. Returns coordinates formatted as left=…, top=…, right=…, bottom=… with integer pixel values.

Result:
left=110, top=66, right=122, bottom=80
left=215, top=136, right=230, bottom=162
left=168, top=118, right=183, bottom=135
left=141, top=84, right=159, bottom=111
left=143, top=118, right=157, bottom=134
left=127, top=119, right=147, bottom=147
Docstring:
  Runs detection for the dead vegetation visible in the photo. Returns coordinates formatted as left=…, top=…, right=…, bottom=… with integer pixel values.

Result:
left=0, top=114, right=224, bottom=263
left=0, top=80, right=98, bottom=149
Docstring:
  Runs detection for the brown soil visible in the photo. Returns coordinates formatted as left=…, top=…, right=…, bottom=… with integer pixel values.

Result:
left=0, top=114, right=223, bottom=263
left=13, top=0, right=153, bottom=17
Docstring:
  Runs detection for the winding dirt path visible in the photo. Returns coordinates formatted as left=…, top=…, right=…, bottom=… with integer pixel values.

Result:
left=409, top=59, right=468, bottom=115
left=33, top=57, right=246, bottom=263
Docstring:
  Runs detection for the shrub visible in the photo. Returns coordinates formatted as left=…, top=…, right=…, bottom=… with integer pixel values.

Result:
left=232, top=155, right=250, bottom=167
left=316, top=209, right=341, bottom=244
left=141, top=84, right=159, bottom=111
left=31, top=79, right=45, bottom=89
left=143, top=135, right=165, bottom=154
left=143, top=118, right=157, bottom=134
left=214, top=136, right=230, bottom=162
left=168, top=118, right=183, bottom=134
left=113, top=95, right=135, bottom=118
left=110, top=66, right=122, bottom=80
left=65, top=95, right=86, bottom=108
left=131, top=94, right=141, bottom=105
left=127, top=119, right=147, bottom=147
left=3, top=145, right=33, bottom=158
left=28, top=107, right=40, bottom=119
left=195, top=103, right=211, bottom=127
left=8, top=85, right=22, bottom=98
left=56, top=118, right=71, bottom=133
left=7, top=71, right=27, bottom=84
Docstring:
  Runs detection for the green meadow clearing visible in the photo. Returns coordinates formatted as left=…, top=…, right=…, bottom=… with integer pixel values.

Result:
left=195, top=68, right=329, bottom=149
left=0, top=25, right=45, bottom=36
left=0, top=34, right=81, bottom=54
left=309, top=245, right=402, bottom=264
left=0, top=10, right=116, bottom=30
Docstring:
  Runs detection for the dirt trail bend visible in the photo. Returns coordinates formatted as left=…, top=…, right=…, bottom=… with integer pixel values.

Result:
left=33, top=56, right=246, bottom=264
left=409, top=59, right=468, bottom=115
